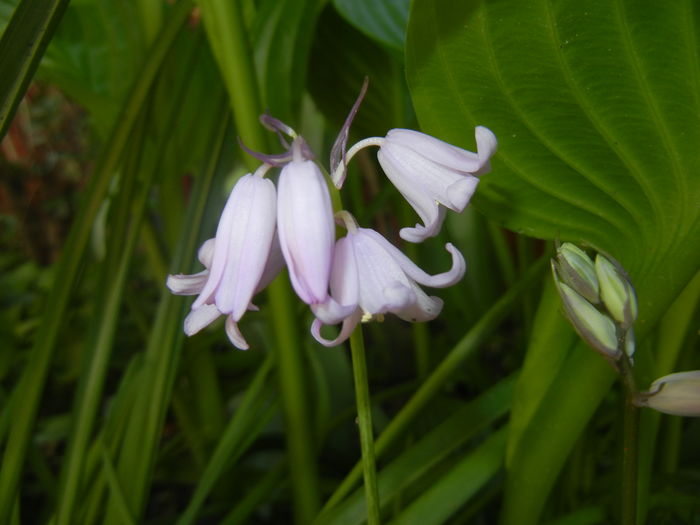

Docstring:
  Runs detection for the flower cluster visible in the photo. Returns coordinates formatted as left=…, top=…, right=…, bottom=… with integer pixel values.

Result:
left=168, top=84, right=497, bottom=349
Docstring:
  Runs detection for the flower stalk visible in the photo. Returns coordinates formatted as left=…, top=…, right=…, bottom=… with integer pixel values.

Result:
left=349, top=326, right=381, bottom=525
left=619, top=345, right=639, bottom=525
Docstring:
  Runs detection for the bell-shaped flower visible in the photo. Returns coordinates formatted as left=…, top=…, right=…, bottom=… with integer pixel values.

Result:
left=636, top=371, right=700, bottom=417
left=311, top=212, right=466, bottom=347
left=166, top=167, right=281, bottom=350
left=332, top=126, right=497, bottom=243
left=277, top=150, right=335, bottom=305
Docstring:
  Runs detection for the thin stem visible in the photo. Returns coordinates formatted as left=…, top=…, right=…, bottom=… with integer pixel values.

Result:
left=619, top=351, right=639, bottom=525
left=349, top=326, right=381, bottom=525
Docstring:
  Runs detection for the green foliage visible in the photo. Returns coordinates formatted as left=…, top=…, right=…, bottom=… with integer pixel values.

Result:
left=0, top=0, right=698, bottom=524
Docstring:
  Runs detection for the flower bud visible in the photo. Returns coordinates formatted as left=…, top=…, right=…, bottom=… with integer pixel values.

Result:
left=637, top=371, right=700, bottom=417
left=595, top=254, right=638, bottom=329
left=554, top=243, right=599, bottom=304
left=552, top=265, right=620, bottom=360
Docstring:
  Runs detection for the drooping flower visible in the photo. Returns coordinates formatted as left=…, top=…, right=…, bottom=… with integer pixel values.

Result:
left=277, top=141, right=336, bottom=306
left=311, top=212, right=466, bottom=347
left=332, top=126, right=497, bottom=243
left=166, top=166, right=281, bottom=350
left=636, top=371, right=700, bottom=417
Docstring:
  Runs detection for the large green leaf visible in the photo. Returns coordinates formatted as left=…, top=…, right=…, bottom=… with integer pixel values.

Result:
left=406, top=2, right=700, bottom=524
left=406, top=0, right=700, bottom=327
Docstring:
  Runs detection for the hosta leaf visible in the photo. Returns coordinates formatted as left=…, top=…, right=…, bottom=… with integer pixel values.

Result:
left=406, top=0, right=700, bottom=327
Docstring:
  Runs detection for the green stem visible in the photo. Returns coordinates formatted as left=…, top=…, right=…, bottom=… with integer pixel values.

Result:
left=349, top=326, right=381, bottom=525
left=267, top=278, right=321, bottom=523
left=619, top=352, right=638, bottom=525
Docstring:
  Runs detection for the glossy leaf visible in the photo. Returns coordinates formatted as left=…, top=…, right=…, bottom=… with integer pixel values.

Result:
left=406, top=0, right=700, bottom=327
left=406, top=2, right=700, bottom=524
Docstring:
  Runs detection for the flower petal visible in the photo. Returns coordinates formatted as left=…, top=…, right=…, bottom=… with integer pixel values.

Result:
left=277, top=159, right=334, bottom=304
left=473, top=126, right=498, bottom=175
left=311, top=297, right=358, bottom=325
left=225, top=315, right=250, bottom=350
left=192, top=175, right=247, bottom=310
left=311, top=310, right=362, bottom=347
left=394, top=283, right=444, bottom=323
left=362, top=230, right=466, bottom=288
left=184, top=304, right=221, bottom=335
left=167, top=271, right=209, bottom=295
left=254, top=229, right=285, bottom=294
left=378, top=141, right=445, bottom=215
left=386, top=129, right=480, bottom=170
left=213, top=174, right=277, bottom=320
left=353, top=230, right=415, bottom=314
left=399, top=206, right=447, bottom=243
left=198, top=238, right=215, bottom=268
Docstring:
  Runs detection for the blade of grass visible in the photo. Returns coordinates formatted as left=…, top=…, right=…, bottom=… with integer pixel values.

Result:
left=387, top=427, right=508, bottom=525
left=0, top=3, right=194, bottom=521
left=103, top=92, right=229, bottom=522
left=220, top=461, right=287, bottom=525
left=0, top=0, right=70, bottom=138
left=100, top=440, right=137, bottom=525
left=54, top=29, right=205, bottom=524
left=317, top=375, right=515, bottom=525
left=176, top=355, right=276, bottom=525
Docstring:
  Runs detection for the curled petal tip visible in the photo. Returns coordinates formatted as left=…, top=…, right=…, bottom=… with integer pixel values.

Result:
left=166, top=271, right=209, bottom=295
left=184, top=304, right=221, bottom=336
left=225, top=316, right=250, bottom=350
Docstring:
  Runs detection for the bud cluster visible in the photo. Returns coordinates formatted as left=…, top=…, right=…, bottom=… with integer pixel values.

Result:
left=551, top=243, right=637, bottom=365
left=552, top=243, right=700, bottom=418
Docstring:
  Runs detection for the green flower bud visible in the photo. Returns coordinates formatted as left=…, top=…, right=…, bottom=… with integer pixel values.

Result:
left=637, top=371, right=700, bottom=417
left=595, top=254, right=638, bottom=329
left=552, top=269, right=620, bottom=360
left=555, top=243, right=600, bottom=304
